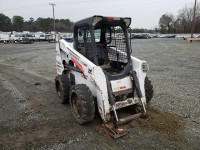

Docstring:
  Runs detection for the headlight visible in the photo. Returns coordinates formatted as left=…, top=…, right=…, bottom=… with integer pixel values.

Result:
left=142, top=62, right=149, bottom=72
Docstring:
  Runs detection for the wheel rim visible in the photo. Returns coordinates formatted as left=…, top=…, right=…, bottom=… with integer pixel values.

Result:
left=71, top=92, right=81, bottom=118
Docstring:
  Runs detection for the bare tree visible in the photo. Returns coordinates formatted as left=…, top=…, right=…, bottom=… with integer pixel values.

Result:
left=177, top=3, right=200, bottom=33
left=159, top=13, right=175, bottom=33
left=159, top=2, right=200, bottom=34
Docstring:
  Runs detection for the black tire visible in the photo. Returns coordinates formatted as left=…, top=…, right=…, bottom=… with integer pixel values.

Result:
left=145, top=77, right=154, bottom=104
left=55, top=75, right=71, bottom=104
left=69, top=84, right=95, bottom=124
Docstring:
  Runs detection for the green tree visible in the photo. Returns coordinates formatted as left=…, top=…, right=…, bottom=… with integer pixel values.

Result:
left=0, top=13, right=12, bottom=31
left=1, top=14, right=74, bottom=32
left=28, top=17, right=34, bottom=25
left=36, top=17, right=53, bottom=31
left=12, top=16, right=24, bottom=31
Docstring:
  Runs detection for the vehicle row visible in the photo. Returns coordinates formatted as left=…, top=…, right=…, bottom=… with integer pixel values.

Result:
left=131, top=33, right=200, bottom=39
left=0, top=31, right=73, bottom=44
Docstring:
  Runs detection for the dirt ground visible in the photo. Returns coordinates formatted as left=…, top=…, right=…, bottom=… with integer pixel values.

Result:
left=0, top=39, right=200, bottom=150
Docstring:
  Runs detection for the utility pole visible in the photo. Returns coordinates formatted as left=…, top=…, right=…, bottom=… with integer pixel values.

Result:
left=49, top=3, right=56, bottom=41
left=191, top=0, right=197, bottom=38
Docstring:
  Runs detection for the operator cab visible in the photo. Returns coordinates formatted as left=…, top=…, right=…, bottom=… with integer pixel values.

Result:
left=74, top=16, right=132, bottom=79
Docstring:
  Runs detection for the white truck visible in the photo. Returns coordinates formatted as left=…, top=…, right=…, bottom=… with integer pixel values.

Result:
left=10, top=34, right=21, bottom=43
left=35, top=32, right=46, bottom=41
left=0, top=33, right=10, bottom=43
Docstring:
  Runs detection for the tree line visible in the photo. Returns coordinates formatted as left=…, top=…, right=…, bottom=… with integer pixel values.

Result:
left=159, top=2, right=200, bottom=34
left=0, top=14, right=73, bottom=32
left=0, top=14, right=152, bottom=33
left=1, top=2, right=199, bottom=34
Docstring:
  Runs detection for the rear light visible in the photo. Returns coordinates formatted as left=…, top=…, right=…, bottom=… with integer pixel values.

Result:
left=107, top=17, right=114, bottom=20
left=107, top=17, right=120, bottom=21
left=120, top=86, right=126, bottom=89
left=142, top=62, right=149, bottom=72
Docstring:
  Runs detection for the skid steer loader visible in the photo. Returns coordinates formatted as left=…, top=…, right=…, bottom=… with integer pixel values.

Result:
left=55, top=16, right=153, bottom=138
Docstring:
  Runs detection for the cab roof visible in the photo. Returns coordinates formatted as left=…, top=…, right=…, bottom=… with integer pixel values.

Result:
left=74, top=15, right=131, bottom=28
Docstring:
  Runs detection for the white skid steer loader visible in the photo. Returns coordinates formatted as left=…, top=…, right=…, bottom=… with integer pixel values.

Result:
left=55, top=16, right=153, bottom=138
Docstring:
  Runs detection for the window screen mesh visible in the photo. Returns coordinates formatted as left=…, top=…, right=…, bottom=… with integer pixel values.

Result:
left=75, top=26, right=128, bottom=65
left=107, top=26, right=128, bottom=63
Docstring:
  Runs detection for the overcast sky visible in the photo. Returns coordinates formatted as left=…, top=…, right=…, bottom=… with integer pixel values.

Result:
left=0, top=0, right=194, bottom=29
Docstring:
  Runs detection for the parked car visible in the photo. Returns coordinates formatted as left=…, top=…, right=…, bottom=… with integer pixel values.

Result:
left=152, top=34, right=159, bottom=38
left=62, top=34, right=73, bottom=42
left=10, top=34, right=21, bottom=43
left=16, top=34, right=33, bottom=44
left=131, top=33, right=150, bottom=39
left=165, top=35, right=176, bottom=38
left=26, top=34, right=36, bottom=42
left=175, top=35, right=184, bottom=38
left=183, top=34, right=200, bottom=40
left=131, top=34, right=139, bottom=39
left=159, top=34, right=166, bottom=38
left=183, top=36, right=190, bottom=40
left=35, top=33, right=46, bottom=41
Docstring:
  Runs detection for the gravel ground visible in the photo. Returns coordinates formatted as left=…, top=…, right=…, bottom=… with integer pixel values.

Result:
left=0, top=39, right=199, bottom=149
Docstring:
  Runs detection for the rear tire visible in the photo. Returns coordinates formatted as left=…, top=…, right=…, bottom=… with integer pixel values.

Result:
left=55, top=75, right=71, bottom=104
left=145, top=77, right=154, bottom=104
left=69, top=84, right=95, bottom=124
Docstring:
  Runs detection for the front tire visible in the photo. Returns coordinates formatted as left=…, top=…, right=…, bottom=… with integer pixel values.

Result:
left=69, top=84, right=95, bottom=124
left=145, top=77, right=154, bottom=104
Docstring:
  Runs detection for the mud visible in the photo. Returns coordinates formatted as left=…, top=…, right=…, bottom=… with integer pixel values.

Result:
left=130, top=108, right=186, bottom=141
left=95, top=125, right=112, bottom=140
left=0, top=39, right=200, bottom=149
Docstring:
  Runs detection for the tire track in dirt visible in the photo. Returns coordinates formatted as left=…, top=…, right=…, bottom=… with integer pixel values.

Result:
left=0, top=62, right=97, bottom=149
left=0, top=74, right=29, bottom=114
left=1, top=40, right=200, bottom=149
left=0, top=64, right=55, bottom=121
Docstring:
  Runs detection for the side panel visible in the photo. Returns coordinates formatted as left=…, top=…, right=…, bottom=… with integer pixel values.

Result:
left=70, top=71, right=97, bottom=97
left=70, top=67, right=111, bottom=123
left=92, top=66, right=111, bottom=122
left=56, top=42, right=64, bottom=75
left=57, top=39, right=112, bottom=122
left=58, top=39, right=95, bottom=76
left=131, top=56, right=148, bottom=104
